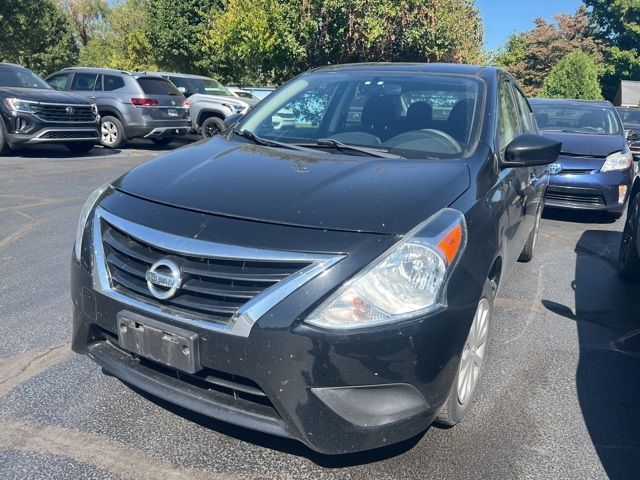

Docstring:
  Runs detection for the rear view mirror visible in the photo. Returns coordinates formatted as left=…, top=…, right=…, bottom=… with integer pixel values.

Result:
left=502, top=134, right=561, bottom=167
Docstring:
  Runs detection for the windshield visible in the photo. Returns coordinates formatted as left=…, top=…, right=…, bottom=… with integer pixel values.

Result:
left=616, top=108, right=640, bottom=125
left=531, top=102, right=622, bottom=135
left=0, top=65, right=51, bottom=89
left=169, top=76, right=232, bottom=97
left=238, top=72, right=483, bottom=159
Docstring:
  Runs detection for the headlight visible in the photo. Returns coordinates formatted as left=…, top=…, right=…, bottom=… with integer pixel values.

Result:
left=74, top=183, right=110, bottom=261
left=601, top=150, right=633, bottom=172
left=306, top=209, right=467, bottom=330
left=4, top=98, right=34, bottom=113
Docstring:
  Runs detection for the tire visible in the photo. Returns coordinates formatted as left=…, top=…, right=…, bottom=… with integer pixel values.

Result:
left=437, top=279, right=494, bottom=427
left=618, top=194, right=640, bottom=282
left=100, top=116, right=126, bottom=148
left=150, top=137, right=174, bottom=146
left=518, top=203, right=542, bottom=262
left=65, top=142, right=95, bottom=153
left=200, top=116, right=226, bottom=139
left=0, top=118, right=12, bottom=155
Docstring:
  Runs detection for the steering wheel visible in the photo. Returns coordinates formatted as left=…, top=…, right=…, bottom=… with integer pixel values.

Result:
left=384, top=129, right=462, bottom=155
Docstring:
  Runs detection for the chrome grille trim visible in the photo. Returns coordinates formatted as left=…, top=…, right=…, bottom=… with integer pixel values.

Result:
left=91, top=207, right=345, bottom=336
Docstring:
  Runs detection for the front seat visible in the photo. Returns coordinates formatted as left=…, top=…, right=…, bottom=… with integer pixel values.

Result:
left=405, top=101, right=433, bottom=131
left=361, top=95, right=400, bottom=140
left=445, top=99, right=474, bottom=142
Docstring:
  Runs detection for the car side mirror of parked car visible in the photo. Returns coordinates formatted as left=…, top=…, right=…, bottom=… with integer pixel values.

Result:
left=224, top=113, right=245, bottom=129
left=501, top=134, right=562, bottom=168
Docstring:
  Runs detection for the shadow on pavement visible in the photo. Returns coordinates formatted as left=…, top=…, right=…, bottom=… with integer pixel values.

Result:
left=4, top=139, right=191, bottom=159
left=542, top=207, right=619, bottom=225
left=543, top=229, right=640, bottom=479
left=126, top=383, right=424, bottom=467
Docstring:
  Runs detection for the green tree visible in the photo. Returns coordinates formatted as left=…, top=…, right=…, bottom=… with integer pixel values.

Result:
left=0, top=0, right=78, bottom=76
left=584, top=0, right=640, bottom=100
left=494, top=7, right=602, bottom=96
left=143, top=0, right=218, bottom=74
left=541, top=50, right=602, bottom=100
left=80, top=0, right=156, bottom=71
left=57, top=0, right=108, bottom=46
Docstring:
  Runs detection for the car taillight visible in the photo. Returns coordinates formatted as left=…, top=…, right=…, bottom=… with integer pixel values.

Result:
left=131, top=98, right=159, bottom=106
left=182, top=99, right=190, bottom=108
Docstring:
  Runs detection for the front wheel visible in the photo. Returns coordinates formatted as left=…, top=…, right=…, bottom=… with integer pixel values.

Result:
left=0, top=118, right=11, bottom=155
left=201, top=117, right=226, bottom=139
left=437, top=282, right=493, bottom=427
left=518, top=203, right=542, bottom=262
left=618, top=195, right=640, bottom=282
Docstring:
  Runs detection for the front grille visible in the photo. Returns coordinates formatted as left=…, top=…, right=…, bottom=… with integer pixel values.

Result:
left=40, top=130, right=97, bottom=139
left=31, top=104, right=95, bottom=122
left=101, top=220, right=312, bottom=322
left=546, top=191, right=605, bottom=206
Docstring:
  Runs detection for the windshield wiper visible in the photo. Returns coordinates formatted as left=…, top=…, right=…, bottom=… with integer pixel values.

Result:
left=315, top=138, right=403, bottom=159
left=233, top=129, right=325, bottom=153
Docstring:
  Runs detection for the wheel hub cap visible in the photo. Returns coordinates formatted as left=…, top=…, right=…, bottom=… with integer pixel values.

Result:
left=457, top=298, right=490, bottom=405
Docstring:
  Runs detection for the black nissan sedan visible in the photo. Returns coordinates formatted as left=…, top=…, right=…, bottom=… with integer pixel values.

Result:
left=530, top=98, right=633, bottom=218
left=71, top=64, right=560, bottom=454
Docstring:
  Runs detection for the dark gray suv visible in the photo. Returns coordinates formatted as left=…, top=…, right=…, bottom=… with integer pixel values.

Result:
left=46, top=67, right=190, bottom=148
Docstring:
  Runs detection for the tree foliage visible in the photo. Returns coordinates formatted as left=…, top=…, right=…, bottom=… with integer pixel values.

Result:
left=80, top=0, right=157, bottom=71
left=0, top=0, right=79, bottom=76
left=584, top=0, right=640, bottom=100
left=57, top=0, right=108, bottom=46
left=541, top=51, right=602, bottom=100
left=202, top=0, right=484, bottom=85
left=494, top=7, right=602, bottom=96
left=143, top=0, right=218, bottom=74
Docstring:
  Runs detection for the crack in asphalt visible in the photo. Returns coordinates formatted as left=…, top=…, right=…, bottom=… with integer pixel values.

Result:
left=0, top=418, right=289, bottom=480
left=0, top=341, right=72, bottom=398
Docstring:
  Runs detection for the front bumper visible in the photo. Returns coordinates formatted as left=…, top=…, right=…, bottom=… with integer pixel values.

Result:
left=3, top=112, right=99, bottom=147
left=545, top=168, right=633, bottom=213
left=70, top=194, right=478, bottom=454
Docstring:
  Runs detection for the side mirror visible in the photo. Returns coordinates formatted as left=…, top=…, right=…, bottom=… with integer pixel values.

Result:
left=502, top=134, right=562, bottom=167
left=177, top=86, right=192, bottom=97
left=224, top=113, right=245, bottom=129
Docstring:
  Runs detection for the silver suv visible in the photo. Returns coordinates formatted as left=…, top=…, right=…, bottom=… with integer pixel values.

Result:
left=46, top=67, right=190, bottom=148
left=154, top=72, right=257, bottom=138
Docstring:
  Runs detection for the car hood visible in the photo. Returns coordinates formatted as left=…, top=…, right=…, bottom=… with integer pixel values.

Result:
left=0, top=87, right=90, bottom=104
left=113, top=137, right=471, bottom=235
left=540, top=131, right=626, bottom=157
left=189, top=93, right=258, bottom=108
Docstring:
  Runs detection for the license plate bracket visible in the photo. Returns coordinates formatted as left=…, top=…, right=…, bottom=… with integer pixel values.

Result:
left=117, top=312, right=201, bottom=374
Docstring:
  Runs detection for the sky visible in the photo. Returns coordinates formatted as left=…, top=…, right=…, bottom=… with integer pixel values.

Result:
left=476, top=0, right=584, bottom=51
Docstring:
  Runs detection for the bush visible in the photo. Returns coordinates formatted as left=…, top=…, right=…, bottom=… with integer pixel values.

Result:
left=541, top=51, right=602, bottom=100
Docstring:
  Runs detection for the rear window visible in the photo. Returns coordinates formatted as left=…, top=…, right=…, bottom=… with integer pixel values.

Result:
left=136, top=77, right=181, bottom=96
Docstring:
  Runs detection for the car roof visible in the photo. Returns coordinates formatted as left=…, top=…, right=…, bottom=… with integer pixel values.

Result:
left=310, top=62, right=490, bottom=77
left=57, top=66, right=167, bottom=79
left=529, top=97, right=613, bottom=108
left=0, top=62, right=27, bottom=69
left=148, top=71, right=213, bottom=80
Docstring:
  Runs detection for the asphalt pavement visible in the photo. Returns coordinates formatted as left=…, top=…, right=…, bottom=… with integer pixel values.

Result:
left=1, top=140, right=639, bottom=479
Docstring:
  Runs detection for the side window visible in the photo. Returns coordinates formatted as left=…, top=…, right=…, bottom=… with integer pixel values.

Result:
left=93, top=75, right=103, bottom=91
left=513, top=87, right=534, bottom=134
left=47, top=73, right=69, bottom=90
left=70, top=73, right=98, bottom=91
left=497, top=81, right=520, bottom=153
left=104, top=75, right=125, bottom=91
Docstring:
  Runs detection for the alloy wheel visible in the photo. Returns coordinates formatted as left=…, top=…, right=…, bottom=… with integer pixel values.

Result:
left=101, top=121, right=118, bottom=145
left=457, top=298, right=490, bottom=405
